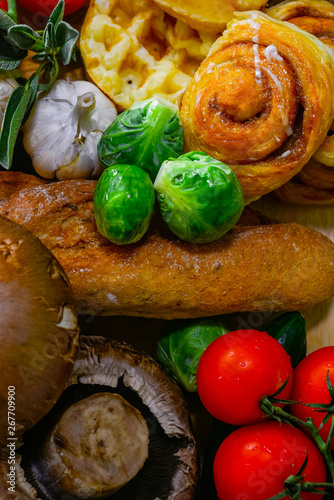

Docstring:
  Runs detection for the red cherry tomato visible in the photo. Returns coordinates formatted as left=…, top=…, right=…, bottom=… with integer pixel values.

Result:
left=213, top=421, right=327, bottom=500
left=290, top=346, right=334, bottom=449
left=196, top=329, right=293, bottom=425
left=17, top=0, right=86, bottom=17
left=0, top=0, right=8, bottom=10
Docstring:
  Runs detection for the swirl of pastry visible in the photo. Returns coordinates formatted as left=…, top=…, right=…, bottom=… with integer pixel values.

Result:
left=180, top=11, right=334, bottom=200
left=268, top=0, right=334, bottom=204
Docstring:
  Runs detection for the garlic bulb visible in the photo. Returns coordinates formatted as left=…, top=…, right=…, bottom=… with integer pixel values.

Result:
left=0, top=70, right=20, bottom=128
left=23, top=80, right=118, bottom=180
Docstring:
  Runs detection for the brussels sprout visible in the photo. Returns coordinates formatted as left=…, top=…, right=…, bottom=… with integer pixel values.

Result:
left=154, top=151, right=244, bottom=243
left=97, top=97, right=184, bottom=182
left=93, top=165, right=155, bottom=245
left=156, top=317, right=230, bottom=392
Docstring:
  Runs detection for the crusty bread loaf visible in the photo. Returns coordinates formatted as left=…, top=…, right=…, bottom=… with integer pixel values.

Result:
left=0, top=172, right=334, bottom=319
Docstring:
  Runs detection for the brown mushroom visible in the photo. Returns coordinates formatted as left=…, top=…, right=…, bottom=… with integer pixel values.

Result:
left=0, top=215, right=79, bottom=447
left=13, top=336, right=199, bottom=499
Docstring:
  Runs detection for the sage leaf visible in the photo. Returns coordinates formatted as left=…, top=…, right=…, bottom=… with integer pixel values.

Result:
left=43, top=21, right=55, bottom=51
left=55, top=21, right=79, bottom=65
left=0, top=32, right=27, bottom=68
left=0, top=9, right=16, bottom=32
left=48, top=0, right=65, bottom=29
left=0, top=60, right=22, bottom=70
left=8, top=24, right=43, bottom=50
left=0, top=85, right=33, bottom=169
left=22, top=71, right=40, bottom=121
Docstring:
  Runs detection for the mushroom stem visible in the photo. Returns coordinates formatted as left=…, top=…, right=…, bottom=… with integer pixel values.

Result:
left=37, top=393, right=149, bottom=499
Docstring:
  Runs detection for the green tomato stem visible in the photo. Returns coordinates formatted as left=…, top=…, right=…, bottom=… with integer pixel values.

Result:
left=260, top=396, right=334, bottom=483
left=306, top=482, right=334, bottom=490
left=267, top=476, right=334, bottom=499
left=268, top=481, right=334, bottom=500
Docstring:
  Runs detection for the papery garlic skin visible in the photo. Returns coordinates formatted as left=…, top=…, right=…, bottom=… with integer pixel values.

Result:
left=23, top=80, right=118, bottom=180
left=0, top=70, right=21, bottom=128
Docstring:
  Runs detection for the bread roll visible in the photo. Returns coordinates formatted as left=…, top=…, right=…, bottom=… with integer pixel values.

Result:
left=0, top=172, right=333, bottom=319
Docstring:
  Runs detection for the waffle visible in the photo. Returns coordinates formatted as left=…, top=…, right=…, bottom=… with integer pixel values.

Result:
left=80, top=0, right=218, bottom=110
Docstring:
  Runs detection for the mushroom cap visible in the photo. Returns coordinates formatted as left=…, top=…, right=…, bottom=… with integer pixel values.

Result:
left=12, top=336, right=199, bottom=499
left=0, top=215, right=79, bottom=446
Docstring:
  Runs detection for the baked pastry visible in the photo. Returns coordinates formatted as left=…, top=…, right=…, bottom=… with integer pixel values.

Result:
left=79, top=0, right=218, bottom=110
left=180, top=11, right=334, bottom=200
left=267, top=0, right=334, bottom=204
left=151, top=0, right=268, bottom=34
left=0, top=172, right=334, bottom=319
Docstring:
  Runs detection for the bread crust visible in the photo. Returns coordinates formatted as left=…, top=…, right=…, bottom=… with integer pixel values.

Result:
left=0, top=172, right=333, bottom=319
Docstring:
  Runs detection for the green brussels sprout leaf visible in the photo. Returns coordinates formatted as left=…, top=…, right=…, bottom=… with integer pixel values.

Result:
left=93, top=164, right=155, bottom=245
left=97, top=97, right=184, bottom=182
left=156, top=317, right=230, bottom=392
left=154, top=151, right=245, bottom=243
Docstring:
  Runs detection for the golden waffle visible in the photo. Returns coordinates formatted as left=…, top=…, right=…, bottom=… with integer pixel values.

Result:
left=80, top=0, right=218, bottom=110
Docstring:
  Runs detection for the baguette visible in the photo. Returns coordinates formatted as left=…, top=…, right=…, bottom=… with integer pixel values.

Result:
left=0, top=172, right=334, bottom=319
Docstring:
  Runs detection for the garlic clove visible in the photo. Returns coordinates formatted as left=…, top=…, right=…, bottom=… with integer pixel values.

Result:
left=23, top=80, right=118, bottom=180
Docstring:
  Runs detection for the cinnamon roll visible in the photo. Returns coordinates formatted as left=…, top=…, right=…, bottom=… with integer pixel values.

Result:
left=180, top=11, right=334, bottom=200
left=268, top=0, right=334, bottom=204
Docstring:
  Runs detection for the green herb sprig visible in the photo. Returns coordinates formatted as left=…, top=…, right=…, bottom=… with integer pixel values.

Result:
left=0, top=0, right=79, bottom=169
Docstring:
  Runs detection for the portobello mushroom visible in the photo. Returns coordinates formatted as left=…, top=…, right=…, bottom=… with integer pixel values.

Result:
left=6, top=336, right=198, bottom=500
left=0, top=215, right=79, bottom=447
